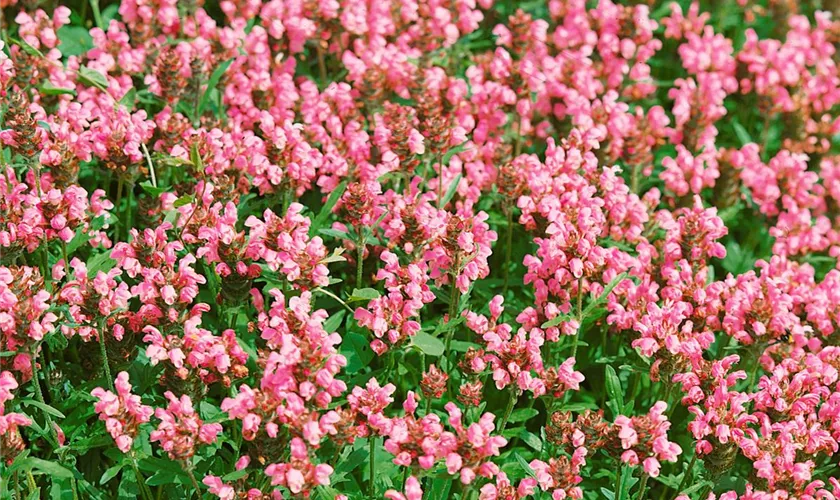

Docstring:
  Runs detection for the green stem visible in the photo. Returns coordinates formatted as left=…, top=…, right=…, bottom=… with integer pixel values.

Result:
left=114, top=176, right=124, bottom=240
left=61, top=241, right=70, bottom=268
left=70, top=478, right=79, bottom=500
left=89, top=0, right=104, bottom=28
left=26, top=471, right=36, bottom=496
left=571, top=277, right=584, bottom=359
left=32, top=162, right=42, bottom=198
left=98, top=322, right=114, bottom=391
left=130, top=456, right=153, bottom=500
left=31, top=345, right=60, bottom=448
left=182, top=461, right=202, bottom=499
left=316, top=42, right=327, bottom=87
left=747, top=346, right=762, bottom=389
left=79, top=0, right=88, bottom=26
left=437, top=153, right=443, bottom=208
left=497, top=387, right=518, bottom=434
left=125, top=182, right=134, bottom=241
left=314, top=287, right=354, bottom=314
left=631, top=162, right=641, bottom=195
left=141, top=143, right=157, bottom=188
left=637, top=473, right=649, bottom=500
left=502, top=208, right=513, bottom=296
left=369, top=436, right=376, bottom=498
left=356, top=239, right=364, bottom=289
left=675, top=453, right=698, bottom=495
left=444, top=269, right=461, bottom=357
left=615, top=463, right=623, bottom=499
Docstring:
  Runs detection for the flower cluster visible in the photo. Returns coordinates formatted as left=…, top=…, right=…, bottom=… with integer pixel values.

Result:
left=5, top=0, right=840, bottom=499
left=91, top=372, right=153, bottom=452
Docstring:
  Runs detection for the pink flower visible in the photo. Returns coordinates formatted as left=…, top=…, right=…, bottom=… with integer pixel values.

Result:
left=385, top=476, right=423, bottom=500
left=150, top=391, right=221, bottom=460
left=91, top=372, right=153, bottom=453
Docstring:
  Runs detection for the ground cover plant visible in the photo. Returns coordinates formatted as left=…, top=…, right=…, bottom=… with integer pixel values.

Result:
left=3, top=0, right=840, bottom=498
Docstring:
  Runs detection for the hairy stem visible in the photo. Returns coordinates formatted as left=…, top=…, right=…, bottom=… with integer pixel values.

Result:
left=369, top=436, right=376, bottom=498
left=497, top=387, right=518, bottom=434
left=182, top=461, right=202, bottom=499
left=502, top=208, right=513, bottom=296
left=114, top=176, right=124, bottom=240
left=444, top=268, right=461, bottom=358
left=357, top=241, right=364, bottom=289
left=615, top=463, right=623, bottom=499
left=142, top=143, right=157, bottom=188
left=571, top=277, right=584, bottom=359
left=98, top=322, right=114, bottom=391
left=637, top=473, right=649, bottom=500
left=89, top=0, right=104, bottom=28
left=31, top=345, right=60, bottom=449
left=131, top=455, right=154, bottom=500
left=316, top=42, right=327, bottom=86
left=675, top=453, right=698, bottom=494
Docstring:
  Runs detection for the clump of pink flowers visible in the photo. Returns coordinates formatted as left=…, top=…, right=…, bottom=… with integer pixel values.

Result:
left=6, top=0, right=840, bottom=498
left=91, top=372, right=153, bottom=453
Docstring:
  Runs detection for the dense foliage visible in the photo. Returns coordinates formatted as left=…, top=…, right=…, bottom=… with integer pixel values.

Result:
left=2, top=0, right=840, bottom=498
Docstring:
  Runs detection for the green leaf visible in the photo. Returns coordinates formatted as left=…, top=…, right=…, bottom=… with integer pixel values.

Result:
left=319, top=228, right=352, bottom=240
left=425, top=477, right=453, bottom=500
left=145, top=470, right=182, bottom=486
left=582, top=272, right=628, bottom=320
left=197, top=58, right=234, bottom=117
left=117, top=470, right=140, bottom=499
left=173, top=195, right=194, bottom=208
left=199, top=401, right=223, bottom=422
left=557, top=402, right=598, bottom=412
left=442, top=141, right=471, bottom=165
left=683, top=480, right=714, bottom=496
left=22, top=399, right=66, bottom=419
left=90, top=214, right=109, bottom=231
left=58, top=26, right=94, bottom=57
left=40, top=82, right=76, bottom=96
left=450, top=340, right=480, bottom=352
left=541, top=312, right=574, bottom=329
left=507, top=407, right=539, bottom=423
left=221, top=469, right=249, bottom=482
left=49, top=479, right=76, bottom=500
left=333, top=446, right=368, bottom=475
left=189, top=142, right=204, bottom=171
left=19, top=458, right=74, bottom=479
left=13, top=38, right=45, bottom=58
left=139, top=181, right=167, bottom=198
left=313, top=182, right=346, bottom=231
left=411, top=330, right=445, bottom=357
left=733, top=120, right=753, bottom=146
left=100, top=463, right=125, bottom=485
left=514, top=453, right=536, bottom=478
left=605, top=365, right=624, bottom=417
left=86, top=250, right=116, bottom=277
left=102, top=4, right=120, bottom=24
left=77, top=67, right=109, bottom=91
left=340, top=332, right=374, bottom=373
left=519, top=430, right=542, bottom=451
left=439, top=173, right=462, bottom=207
left=119, top=88, right=137, bottom=110
left=320, top=248, right=347, bottom=264
left=323, top=310, right=346, bottom=333
left=348, top=288, right=380, bottom=302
